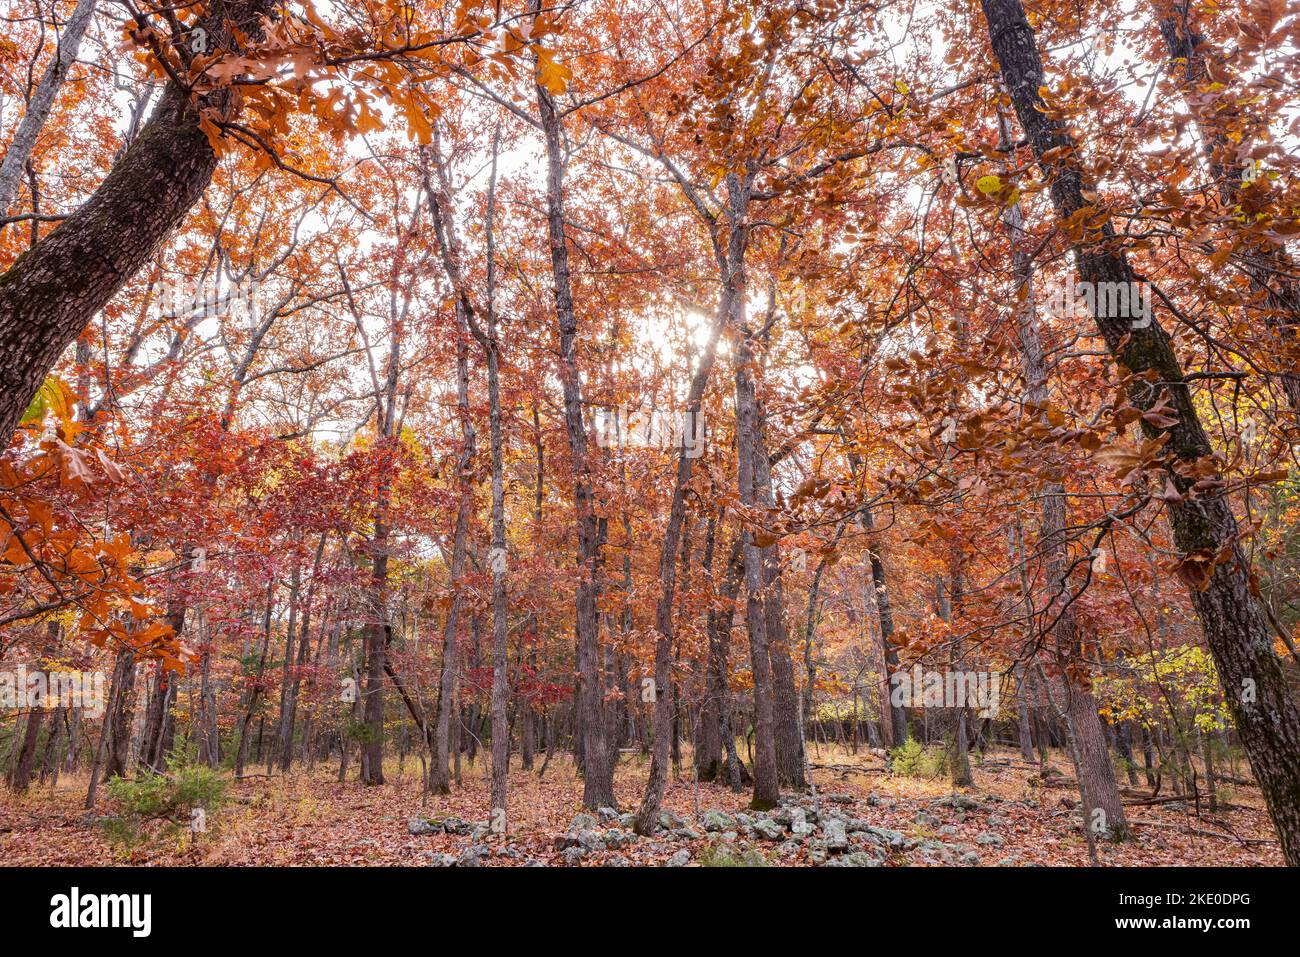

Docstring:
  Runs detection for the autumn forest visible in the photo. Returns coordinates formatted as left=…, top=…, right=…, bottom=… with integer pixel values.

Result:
left=2, top=0, right=1300, bottom=880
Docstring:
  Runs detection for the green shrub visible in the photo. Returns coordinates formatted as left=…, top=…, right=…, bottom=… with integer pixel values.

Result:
left=889, top=737, right=947, bottom=779
left=100, top=753, right=229, bottom=852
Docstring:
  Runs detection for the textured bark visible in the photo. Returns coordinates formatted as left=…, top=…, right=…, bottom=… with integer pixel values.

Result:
left=278, top=535, right=325, bottom=771
left=429, top=325, right=474, bottom=794
left=736, top=319, right=780, bottom=809
left=38, top=706, right=66, bottom=786
left=101, top=647, right=137, bottom=781
left=361, top=314, right=401, bottom=786
left=982, top=0, right=1300, bottom=862
left=0, top=0, right=273, bottom=443
left=698, top=535, right=741, bottom=781
left=196, top=611, right=221, bottom=768
left=861, top=506, right=908, bottom=746
left=1014, top=664, right=1036, bottom=762
left=9, top=709, right=46, bottom=792
left=755, top=433, right=806, bottom=789
left=137, top=661, right=176, bottom=774
left=478, top=149, right=512, bottom=824
left=534, top=56, right=612, bottom=810
left=930, top=576, right=973, bottom=788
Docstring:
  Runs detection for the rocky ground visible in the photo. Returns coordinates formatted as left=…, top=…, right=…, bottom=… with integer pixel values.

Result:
left=411, top=790, right=1021, bottom=867
left=0, top=746, right=1282, bottom=866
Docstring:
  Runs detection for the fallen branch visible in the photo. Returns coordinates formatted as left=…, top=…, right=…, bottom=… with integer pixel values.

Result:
left=810, top=763, right=888, bottom=776
left=1129, top=819, right=1278, bottom=846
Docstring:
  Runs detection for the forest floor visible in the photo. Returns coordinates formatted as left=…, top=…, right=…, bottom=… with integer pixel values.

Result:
left=0, top=745, right=1282, bottom=866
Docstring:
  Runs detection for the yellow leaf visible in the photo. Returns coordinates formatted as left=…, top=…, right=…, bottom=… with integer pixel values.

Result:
left=536, top=48, right=571, bottom=95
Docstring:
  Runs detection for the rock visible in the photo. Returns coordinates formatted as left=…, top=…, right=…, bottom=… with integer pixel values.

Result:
left=733, top=813, right=755, bottom=828
left=938, top=825, right=958, bottom=837
left=822, top=818, right=849, bottom=851
left=866, top=826, right=906, bottom=849
left=844, top=817, right=872, bottom=833
left=988, top=814, right=1009, bottom=827
left=753, top=818, right=786, bottom=840
left=457, top=845, right=489, bottom=867
left=421, top=852, right=457, bottom=867
left=672, top=827, right=702, bottom=841
left=790, top=819, right=816, bottom=839
left=618, top=813, right=636, bottom=829
left=777, top=839, right=802, bottom=857
left=605, top=855, right=632, bottom=867
left=933, top=794, right=983, bottom=811
left=975, top=832, right=1004, bottom=847
left=470, top=823, right=490, bottom=840
left=996, top=856, right=1019, bottom=866
left=700, top=810, right=735, bottom=832
left=825, top=793, right=855, bottom=804
left=721, top=830, right=738, bottom=842
left=865, top=794, right=895, bottom=808
left=597, top=806, right=620, bottom=824
left=568, top=813, right=599, bottom=833
left=807, top=841, right=829, bottom=865
left=408, top=816, right=442, bottom=836
left=657, top=810, right=686, bottom=830
left=441, top=816, right=471, bottom=836
left=961, top=851, right=981, bottom=865
left=918, top=839, right=958, bottom=865
left=561, top=846, right=587, bottom=866
left=577, top=829, right=606, bottom=853
left=824, top=851, right=883, bottom=867
left=665, top=849, right=691, bottom=867
left=915, top=811, right=941, bottom=828
left=603, top=828, right=634, bottom=850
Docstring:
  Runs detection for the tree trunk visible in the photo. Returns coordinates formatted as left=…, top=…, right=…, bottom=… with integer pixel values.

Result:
left=533, top=45, right=612, bottom=809
left=735, top=300, right=780, bottom=810
left=9, top=709, right=46, bottom=792
left=698, top=536, right=741, bottom=781
left=860, top=507, right=908, bottom=746
left=981, top=0, right=1300, bottom=861
left=102, top=647, right=137, bottom=781
left=0, top=0, right=274, bottom=442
